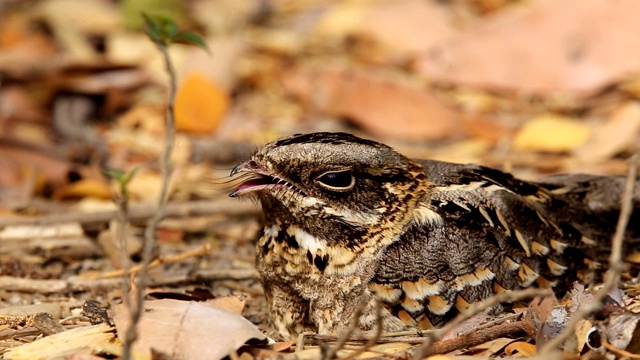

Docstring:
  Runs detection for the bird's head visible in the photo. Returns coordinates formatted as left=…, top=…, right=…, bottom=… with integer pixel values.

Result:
left=230, top=132, right=430, bottom=249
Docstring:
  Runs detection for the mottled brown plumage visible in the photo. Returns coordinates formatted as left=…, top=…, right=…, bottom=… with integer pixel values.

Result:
left=230, top=132, right=640, bottom=338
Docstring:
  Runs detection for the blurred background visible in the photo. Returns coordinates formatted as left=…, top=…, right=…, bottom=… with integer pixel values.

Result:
left=2, top=2, right=640, bottom=355
left=1, top=0, right=640, bottom=211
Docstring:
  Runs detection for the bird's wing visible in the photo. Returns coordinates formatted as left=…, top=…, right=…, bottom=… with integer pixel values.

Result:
left=371, top=160, right=637, bottom=327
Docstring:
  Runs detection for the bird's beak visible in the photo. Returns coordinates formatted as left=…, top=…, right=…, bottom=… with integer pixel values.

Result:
left=230, top=162, right=247, bottom=177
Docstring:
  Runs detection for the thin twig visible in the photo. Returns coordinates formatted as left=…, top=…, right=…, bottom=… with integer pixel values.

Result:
left=340, top=299, right=384, bottom=360
left=602, top=340, right=640, bottom=359
left=0, top=199, right=257, bottom=227
left=540, top=154, right=638, bottom=355
left=322, top=296, right=370, bottom=360
left=412, top=287, right=553, bottom=360
left=425, top=319, right=527, bottom=356
left=457, top=312, right=520, bottom=337
left=100, top=244, right=211, bottom=279
left=122, top=44, right=178, bottom=360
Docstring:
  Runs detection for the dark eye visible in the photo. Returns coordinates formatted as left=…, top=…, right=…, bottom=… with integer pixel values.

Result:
left=315, top=169, right=355, bottom=191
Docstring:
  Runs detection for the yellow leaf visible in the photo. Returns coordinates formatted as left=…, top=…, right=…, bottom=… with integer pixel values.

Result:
left=53, top=179, right=111, bottom=200
left=505, top=341, right=537, bottom=357
left=513, top=114, right=591, bottom=152
left=175, top=72, right=229, bottom=134
left=625, top=252, right=640, bottom=263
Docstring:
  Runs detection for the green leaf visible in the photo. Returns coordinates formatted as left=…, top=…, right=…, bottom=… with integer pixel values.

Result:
left=172, top=31, right=210, bottom=53
left=104, top=168, right=126, bottom=180
left=142, top=12, right=164, bottom=44
left=161, top=17, right=179, bottom=38
left=104, top=167, right=139, bottom=187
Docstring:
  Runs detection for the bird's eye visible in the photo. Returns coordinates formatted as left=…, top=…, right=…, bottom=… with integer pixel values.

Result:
left=315, top=169, right=355, bottom=191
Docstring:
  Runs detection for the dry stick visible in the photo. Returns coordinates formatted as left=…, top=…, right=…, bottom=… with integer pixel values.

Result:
left=322, top=297, right=370, bottom=360
left=540, top=154, right=639, bottom=355
left=425, top=319, right=527, bottom=355
left=122, top=44, right=177, bottom=360
left=115, top=185, right=136, bottom=359
left=340, top=300, right=384, bottom=360
left=0, top=199, right=257, bottom=227
left=100, top=244, right=211, bottom=279
left=0, top=268, right=258, bottom=293
left=310, top=330, right=426, bottom=343
left=411, top=287, right=554, bottom=360
left=602, top=341, right=640, bottom=359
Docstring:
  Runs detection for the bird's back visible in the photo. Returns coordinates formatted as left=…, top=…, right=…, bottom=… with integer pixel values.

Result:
left=372, top=159, right=640, bottom=327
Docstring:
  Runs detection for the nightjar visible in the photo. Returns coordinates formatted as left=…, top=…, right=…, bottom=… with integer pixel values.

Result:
left=229, top=132, right=639, bottom=338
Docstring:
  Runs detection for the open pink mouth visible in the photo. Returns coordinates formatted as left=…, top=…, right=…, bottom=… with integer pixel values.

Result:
left=229, top=176, right=287, bottom=197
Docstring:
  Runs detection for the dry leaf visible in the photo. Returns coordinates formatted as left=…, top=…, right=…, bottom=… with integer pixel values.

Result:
left=416, top=0, right=640, bottom=96
left=53, top=179, right=112, bottom=200
left=206, top=296, right=246, bottom=315
left=575, top=319, right=594, bottom=353
left=505, top=341, right=537, bottom=357
left=175, top=72, right=229, bottom=134
left=283, top=67, right=460, bottom=140
left=577, top=101, right=640, bottom=161
left=513, top=114, right=591, bottom=152
left=114, top=299, right=266, bottom=360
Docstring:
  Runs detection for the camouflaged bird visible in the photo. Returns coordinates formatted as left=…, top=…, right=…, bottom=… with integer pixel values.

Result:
left=229, top=132, right=640, bottom=338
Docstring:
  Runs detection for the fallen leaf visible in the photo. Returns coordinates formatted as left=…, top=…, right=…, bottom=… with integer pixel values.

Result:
left=283, top=67, right=461, bottom=140
left=359, top=0, right=458, bottom=56
left=416, top=0, right=640, bottom=96
left=577, top=101, right=640, bottom=161
left=505, top=341, right=537, bottom=357
left=175, top=72, right=229, bottom=134
left=53, top=179, right=112, bottom=200
left=114, top=299, right=266, bottom=360
left=575, top=319, right=594, bottom=353
left=206, top=296, right=246, bottom=315
left=513, top=114, right=591, bottom=152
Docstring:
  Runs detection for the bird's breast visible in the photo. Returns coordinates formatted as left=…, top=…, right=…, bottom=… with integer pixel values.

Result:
left=256, top=223, right=385, bottom=281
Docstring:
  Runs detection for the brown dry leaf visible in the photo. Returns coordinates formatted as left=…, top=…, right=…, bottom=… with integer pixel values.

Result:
left=283, top=67, right=460, bottom=140
left=577, top=101, right=640, bottom=161
left=463, top=337, right=516, bottom=357
left=416, top=0, right=640, bottom=96
left=459, top=113, right=515, bottom=144
left=359, top=0, right=458, bottom=56
left=513, top=114, right=591, bottom=152
left=53, top=179, right=112, bottom=200
left=114, top=299, right=266, bottom=360
left=175, top=72, right=230, bottom=134
left=525, top=296, right=558, bottom=348
left=504, top=341, right=537, bottom=357
left=206, top=296, right=246, bottom=315
left=0, top=12, right=58, bottom=75
left=0, top=145, right=70, bottom=188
